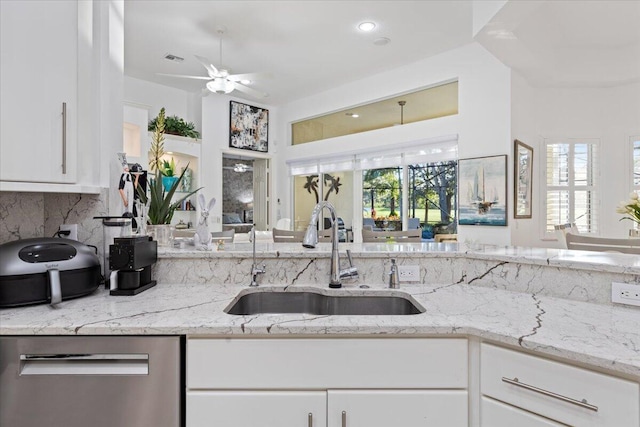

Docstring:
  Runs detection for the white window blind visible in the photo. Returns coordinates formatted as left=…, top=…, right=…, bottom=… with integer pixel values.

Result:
left=544, top=138, right=599, bottom=235
left=287, top=134, right=458, bottom=176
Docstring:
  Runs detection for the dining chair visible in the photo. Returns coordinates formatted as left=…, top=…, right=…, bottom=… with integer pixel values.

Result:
left=272, top=228, right=305, bottom=243
left=434, top=233, right=457, bottom=243
left=407, top=218, right=421, bottom=229
left=362, top=229, right=422, bottom=243
left=565, top=232, right=640, bottom=254
left=275, top=218, right=291, bottom=230
left=211, top=229, right=235, bottom=242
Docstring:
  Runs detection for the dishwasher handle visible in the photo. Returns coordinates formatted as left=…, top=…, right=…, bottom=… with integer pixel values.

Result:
left=20, top=353, right=149, bottom=375
left=21, top=354, right=149, bottom=361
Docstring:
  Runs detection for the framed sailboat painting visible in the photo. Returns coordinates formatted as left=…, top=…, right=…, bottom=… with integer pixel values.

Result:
left=458, top=155, right=507, bottom=226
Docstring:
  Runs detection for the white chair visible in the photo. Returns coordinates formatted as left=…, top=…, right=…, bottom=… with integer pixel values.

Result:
left=272, top=228, right=305, bottom=243
left=565, top=232, right=640, bottom=254
left=362, top=229, right=422, bottom=243
left=275, top=218, right=291, bottom=230
left=554, top=223, right=578, bottom=249
left=407, top=218, right=421, bottom=230
left=211, top=229, right=235, bottom=242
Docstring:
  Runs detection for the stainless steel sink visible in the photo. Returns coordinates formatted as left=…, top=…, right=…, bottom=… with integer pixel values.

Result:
left=225, top=290, right=425, bottom=315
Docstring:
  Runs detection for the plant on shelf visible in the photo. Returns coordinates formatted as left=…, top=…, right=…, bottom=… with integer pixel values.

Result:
left=138, top=108, right=201, bottom=225
left=148, top=111, right=200, bottom=140
left=159, top=157, right=177, bottom=177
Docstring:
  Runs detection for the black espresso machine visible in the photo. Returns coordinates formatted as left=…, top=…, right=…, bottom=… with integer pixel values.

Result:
left=108, top=235, right=157, bottom=295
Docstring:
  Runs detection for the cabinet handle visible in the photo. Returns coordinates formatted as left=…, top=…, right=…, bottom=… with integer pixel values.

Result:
left=61, top=102, right=67, bottom=174
left=308, top=412, right=312, bottom=427
left=502, top=377, right=598, bottom=412
left=341, top=410, right=347, bottom=427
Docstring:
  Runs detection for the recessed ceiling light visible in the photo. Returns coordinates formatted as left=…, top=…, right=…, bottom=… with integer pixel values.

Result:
left=240, top=79, right=251, bottom=85
left=373, top=37, right=390, bottom=46
left=358, top=21, right=376, bottom=32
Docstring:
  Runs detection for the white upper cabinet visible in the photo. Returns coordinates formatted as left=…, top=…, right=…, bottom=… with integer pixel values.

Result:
left=1, top=0, right=77, bottom=184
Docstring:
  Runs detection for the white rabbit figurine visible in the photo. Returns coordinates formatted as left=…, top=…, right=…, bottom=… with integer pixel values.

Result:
left=193, top=194, right=216, bottom=249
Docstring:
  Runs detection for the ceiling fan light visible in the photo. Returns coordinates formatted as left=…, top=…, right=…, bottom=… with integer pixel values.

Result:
left=206, top=78, right=235, bottom=94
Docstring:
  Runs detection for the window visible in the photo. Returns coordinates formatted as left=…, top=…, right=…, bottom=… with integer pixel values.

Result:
left=544, top=138, right=599, bottom=235
left=291, top=81, right=458, bottom=145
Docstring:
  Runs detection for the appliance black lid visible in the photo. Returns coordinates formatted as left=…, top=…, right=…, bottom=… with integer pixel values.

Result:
left=18, top=243, right=77, bottom=263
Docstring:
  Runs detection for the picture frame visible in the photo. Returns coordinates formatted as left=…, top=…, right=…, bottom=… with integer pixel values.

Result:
left=458, top=154, right=508, bottom=226
left=229, top=100, right=269, bottom=152
left=514, top=139, right=533, bottom=219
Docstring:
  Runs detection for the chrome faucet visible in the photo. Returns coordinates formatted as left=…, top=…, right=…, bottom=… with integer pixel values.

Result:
left=388, top=259, right=400, bottom=289
left=303, top=201, right=358, bottom=288
left=249, top=226, right=266, bottom=287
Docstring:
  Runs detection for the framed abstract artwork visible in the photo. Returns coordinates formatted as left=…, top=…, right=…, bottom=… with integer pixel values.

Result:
left=229, top=101, right=269, bottom=152
left=514, top=139, right=533, bottom=218
left=458, top=154, right=508, bottom=226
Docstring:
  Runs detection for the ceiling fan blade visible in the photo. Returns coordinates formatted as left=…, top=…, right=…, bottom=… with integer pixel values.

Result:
left=233, top=83, right=269, bottom=99
left=157, top=73, right=211, bottom=80
left=227, top=72, right=271, bottom=82
left=195, top=55, right=219, bottom=78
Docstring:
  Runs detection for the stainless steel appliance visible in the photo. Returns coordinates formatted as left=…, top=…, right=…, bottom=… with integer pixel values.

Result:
left=0, top=238, right=101, bottom=307
left=0, top=336, right=182, bottom=427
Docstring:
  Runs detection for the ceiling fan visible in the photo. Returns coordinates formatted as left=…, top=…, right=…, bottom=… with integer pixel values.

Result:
left=158, top=29, right=267, bottom=99
left=223, top=163, right=253, bottom=173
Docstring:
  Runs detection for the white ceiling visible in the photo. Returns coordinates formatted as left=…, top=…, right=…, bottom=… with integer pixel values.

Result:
left=476, top=0, right=640, bottom=88
left=124, top=1, right=640, bottom=106
left=124, top=1, right=473, bottom=105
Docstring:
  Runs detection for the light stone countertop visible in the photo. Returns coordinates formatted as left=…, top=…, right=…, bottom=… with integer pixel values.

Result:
left=1, top=279, right=639, bottom=379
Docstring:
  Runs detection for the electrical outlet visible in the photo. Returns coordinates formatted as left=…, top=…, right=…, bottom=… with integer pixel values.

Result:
left=59, top=224, right=78, bottom=241
left=398, top=265, right=420, bottom=282
left=611, top=282, right=640, bottom=307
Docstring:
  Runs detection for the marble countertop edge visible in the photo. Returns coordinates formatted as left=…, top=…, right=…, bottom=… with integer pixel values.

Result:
left=158, top=243, right=640, bottom=275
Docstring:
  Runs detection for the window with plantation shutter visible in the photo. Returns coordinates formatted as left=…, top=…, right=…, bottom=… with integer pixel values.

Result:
left=544, top=138, right=599, bottom=235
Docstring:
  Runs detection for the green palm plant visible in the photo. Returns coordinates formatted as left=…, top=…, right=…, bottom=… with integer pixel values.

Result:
left=137, top=108, right=200, bottom=224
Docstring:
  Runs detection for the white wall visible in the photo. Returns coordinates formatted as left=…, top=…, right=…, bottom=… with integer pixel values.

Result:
left=510, top=76, right=640, bottom=247
left=124, top=76, right=201, bottom=124
left=277, top=42, right=512, bottom=245
left=201, top=95, right=279, bottom=231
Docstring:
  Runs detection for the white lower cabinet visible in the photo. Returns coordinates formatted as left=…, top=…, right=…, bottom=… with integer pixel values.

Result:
left=480, top=343, right=640, bottom=427
left=186, top=338, right=469, bottom=427
left=481, top=396, right=566, bottom=427
left=187, top=391, right=326, bottom=427
left=327, top=390, right=468, bottom=427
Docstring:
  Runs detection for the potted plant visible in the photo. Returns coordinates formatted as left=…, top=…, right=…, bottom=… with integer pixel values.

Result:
left=138, top=108, right=200, bottom=245
left=159, top=157, right=179, bottom=191
left=148, top=112, right=200, bottom=139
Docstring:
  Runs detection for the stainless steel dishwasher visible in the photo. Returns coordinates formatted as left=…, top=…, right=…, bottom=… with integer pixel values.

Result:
left=0, top=336, right=183, bottom=427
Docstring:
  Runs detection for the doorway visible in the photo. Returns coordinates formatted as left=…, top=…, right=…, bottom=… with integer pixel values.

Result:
left=222, top=153, right=270, bottom=230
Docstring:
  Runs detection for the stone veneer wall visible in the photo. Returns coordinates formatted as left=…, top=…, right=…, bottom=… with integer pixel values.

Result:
left=154, top=253, right=640, bottom=306
left=222, top=158, right=253, bottom=219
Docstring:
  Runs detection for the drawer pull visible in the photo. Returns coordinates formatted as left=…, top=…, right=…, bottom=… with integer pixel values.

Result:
left=308, top=412, right=312, bottom=427
left=502, top=377, right=598, bottom=412
left=341, top=410, right=347, bottom=427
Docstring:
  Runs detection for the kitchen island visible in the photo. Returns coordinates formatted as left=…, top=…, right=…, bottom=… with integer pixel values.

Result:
left=2, top=243, right=639, bottom=426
